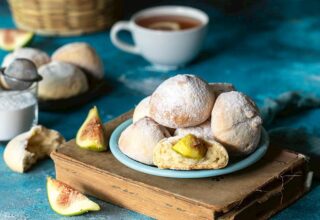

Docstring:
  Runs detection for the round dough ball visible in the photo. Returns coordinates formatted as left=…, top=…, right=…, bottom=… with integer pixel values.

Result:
left=38, top=61, right=88, bottom=100
left=119, top=117, right=170, bottom=165
left=1, top=48, right=50, bottom=68
left=211, top=91, right=262, bottom=156
left=52, top=42, right=104, bottom=79
left=150, top=74, right=214, bottom=128
left=133, top=96, right=151, bottom=123
left=209, top=82, right=235, bottom=97
left=174, top=120, right=213, bottom=140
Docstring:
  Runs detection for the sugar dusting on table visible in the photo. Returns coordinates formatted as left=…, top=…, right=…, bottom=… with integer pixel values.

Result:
left=118, top=74, right=163, bottom=95
left=117, top=65, right=172, bottom=95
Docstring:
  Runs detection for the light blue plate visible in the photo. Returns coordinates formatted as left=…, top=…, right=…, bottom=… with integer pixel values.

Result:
left=110, top=119, right=269, bottom=178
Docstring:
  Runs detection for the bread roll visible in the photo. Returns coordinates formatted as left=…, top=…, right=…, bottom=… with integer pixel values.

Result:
left=1, top=48, right=50, bottom=68
left=153, top=136, right=228, bottom=170
left=174, top=120, right=213, bottom=140
left=3, top=125, right=65, bottom=173
left=38, top=61, right=88, bottom=100
left=209, top=83, right=235, bottom=97
left=211, top=91, right=262, bottom=156
left=119, top=117, right=170, bottom=165
left=52, top=42, right=104, bottom=79
left=150, top=74, right=214, bottom=128
left=133, top=96, right=151, bottom=122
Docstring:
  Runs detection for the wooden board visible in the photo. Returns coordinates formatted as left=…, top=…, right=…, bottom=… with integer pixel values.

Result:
left=51, top=111, right=310, bottom=220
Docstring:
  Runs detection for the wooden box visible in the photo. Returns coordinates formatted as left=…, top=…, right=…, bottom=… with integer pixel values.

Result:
left=51, top=111, right=310, bottom=220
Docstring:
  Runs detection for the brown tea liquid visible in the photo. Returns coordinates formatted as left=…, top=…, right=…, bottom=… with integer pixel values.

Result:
left=135, top=15, right=202, bottom=31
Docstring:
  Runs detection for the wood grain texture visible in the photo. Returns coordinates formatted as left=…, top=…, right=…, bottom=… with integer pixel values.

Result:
left=51, top=111, right=310, bottom=219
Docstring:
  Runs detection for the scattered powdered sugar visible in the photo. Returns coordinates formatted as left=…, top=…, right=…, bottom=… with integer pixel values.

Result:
left=0, top=211, right=28, bottom=220
left=0, top=91, right=36, bottom=111
left=117, top=65, right=171, bottom=95
left=118, top=74, right=163, bottom=95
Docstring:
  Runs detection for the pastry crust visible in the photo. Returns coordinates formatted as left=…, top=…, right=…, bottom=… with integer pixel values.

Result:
left=150, top=74, right=214, bottom=128
left=52, top=42, right=104, bottom=79
left=119, top=117, right=170, bottom=165
left=153, top=136, right=228, bottom=170
left=3, top=125, right=65, bottom=173
left=209, top=82, right=236, bottom=97
left=38, top=61, right=88, bottom=100
left=211, top=91, right=262, bottom=156
left=174, top=120, right=213, bottom=140
left=133, top=96, right=151, bottom=123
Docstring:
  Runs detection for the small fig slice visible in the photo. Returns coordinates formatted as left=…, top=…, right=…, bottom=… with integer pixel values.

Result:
left=0, top=29, right=33, bottom=51
left=47, top=177, right=100, bottom=216
left=76, top=106, right=107, bottom=151
left=172, top=134, right=207, bottom=160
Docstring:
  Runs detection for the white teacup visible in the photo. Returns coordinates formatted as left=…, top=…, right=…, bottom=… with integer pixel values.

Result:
left=110, top=6, right=209, bottom=69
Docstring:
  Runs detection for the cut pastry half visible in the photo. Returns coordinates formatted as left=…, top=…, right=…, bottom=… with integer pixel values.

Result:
left=153, top=135, right=229, bottom=170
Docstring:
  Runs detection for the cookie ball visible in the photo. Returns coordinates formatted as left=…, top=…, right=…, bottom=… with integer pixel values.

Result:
left=211, top=91, right=262, bottom=156
left=1, top=48, right=50, bottom=68
left=38, top=61, right=88, bottom=100
left=52, top=42, right=104, bottom=79
left=209, top=82, right=235, bottom=97
left=133, top=96, right=151, bottom=123
left=119, top=117, right=170, bottom=165
left=174, top=120, right=213, bottom=140
left=150, top=74, right=214, bottom=128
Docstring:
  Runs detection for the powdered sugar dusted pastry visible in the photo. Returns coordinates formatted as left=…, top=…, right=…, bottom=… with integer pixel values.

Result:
left=153, top=136, right=228, bottom=170
left=209, top=83, right=235, bottom=97
left=211, top=91, right=262, bottom=156
left=38, top=61, right=88, bottom=100
left=119, top=117, right=170, bottom=165
left=133, top=96, right=151, bottom=123
left=150, top=74, right=214, bottom=128
left=174, top=120, right=213, bottom=140
left=52, top=42, right=104, bottom=79
left=1, top=48, right=50, bottom=68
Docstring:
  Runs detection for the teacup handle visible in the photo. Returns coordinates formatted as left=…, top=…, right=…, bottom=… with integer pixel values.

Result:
left=110, top=21, right=141, bottom=55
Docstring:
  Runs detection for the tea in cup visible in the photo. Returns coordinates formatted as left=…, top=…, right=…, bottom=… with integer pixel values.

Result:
left=110, top=6, right=209, bottom=69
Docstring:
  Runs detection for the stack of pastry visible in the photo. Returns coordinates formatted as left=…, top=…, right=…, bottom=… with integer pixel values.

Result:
left=119, top=74, right=263, bottom=170
left=1, top=42, right=103, bottom=100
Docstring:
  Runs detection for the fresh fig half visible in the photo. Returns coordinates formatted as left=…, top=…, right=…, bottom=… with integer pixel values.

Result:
left=76, top=106, right=107, bottom=151
left=0, top=29, right=33, bottom=51
left=47, top=177, right=100, bottom=216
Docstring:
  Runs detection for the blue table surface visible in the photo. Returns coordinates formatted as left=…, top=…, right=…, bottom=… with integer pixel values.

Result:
left=0, top=0, right=320, bottom=219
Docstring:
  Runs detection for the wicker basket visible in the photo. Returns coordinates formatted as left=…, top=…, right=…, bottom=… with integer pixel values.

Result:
left=7, top=0, right=122, bottom=36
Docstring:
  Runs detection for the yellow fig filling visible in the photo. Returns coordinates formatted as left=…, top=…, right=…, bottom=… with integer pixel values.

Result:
left=172, top=134, right=207, bottom=160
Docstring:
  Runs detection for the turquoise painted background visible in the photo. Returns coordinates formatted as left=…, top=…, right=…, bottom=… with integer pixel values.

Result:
left=0, top=0, right=319, bottom=219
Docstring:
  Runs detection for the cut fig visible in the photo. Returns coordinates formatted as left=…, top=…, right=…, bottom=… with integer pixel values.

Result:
left=0, top=29, right=33, bottom=51
left=47, top=177, right=100, bottom=216
left=76, top=106, right=107, bottom=151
